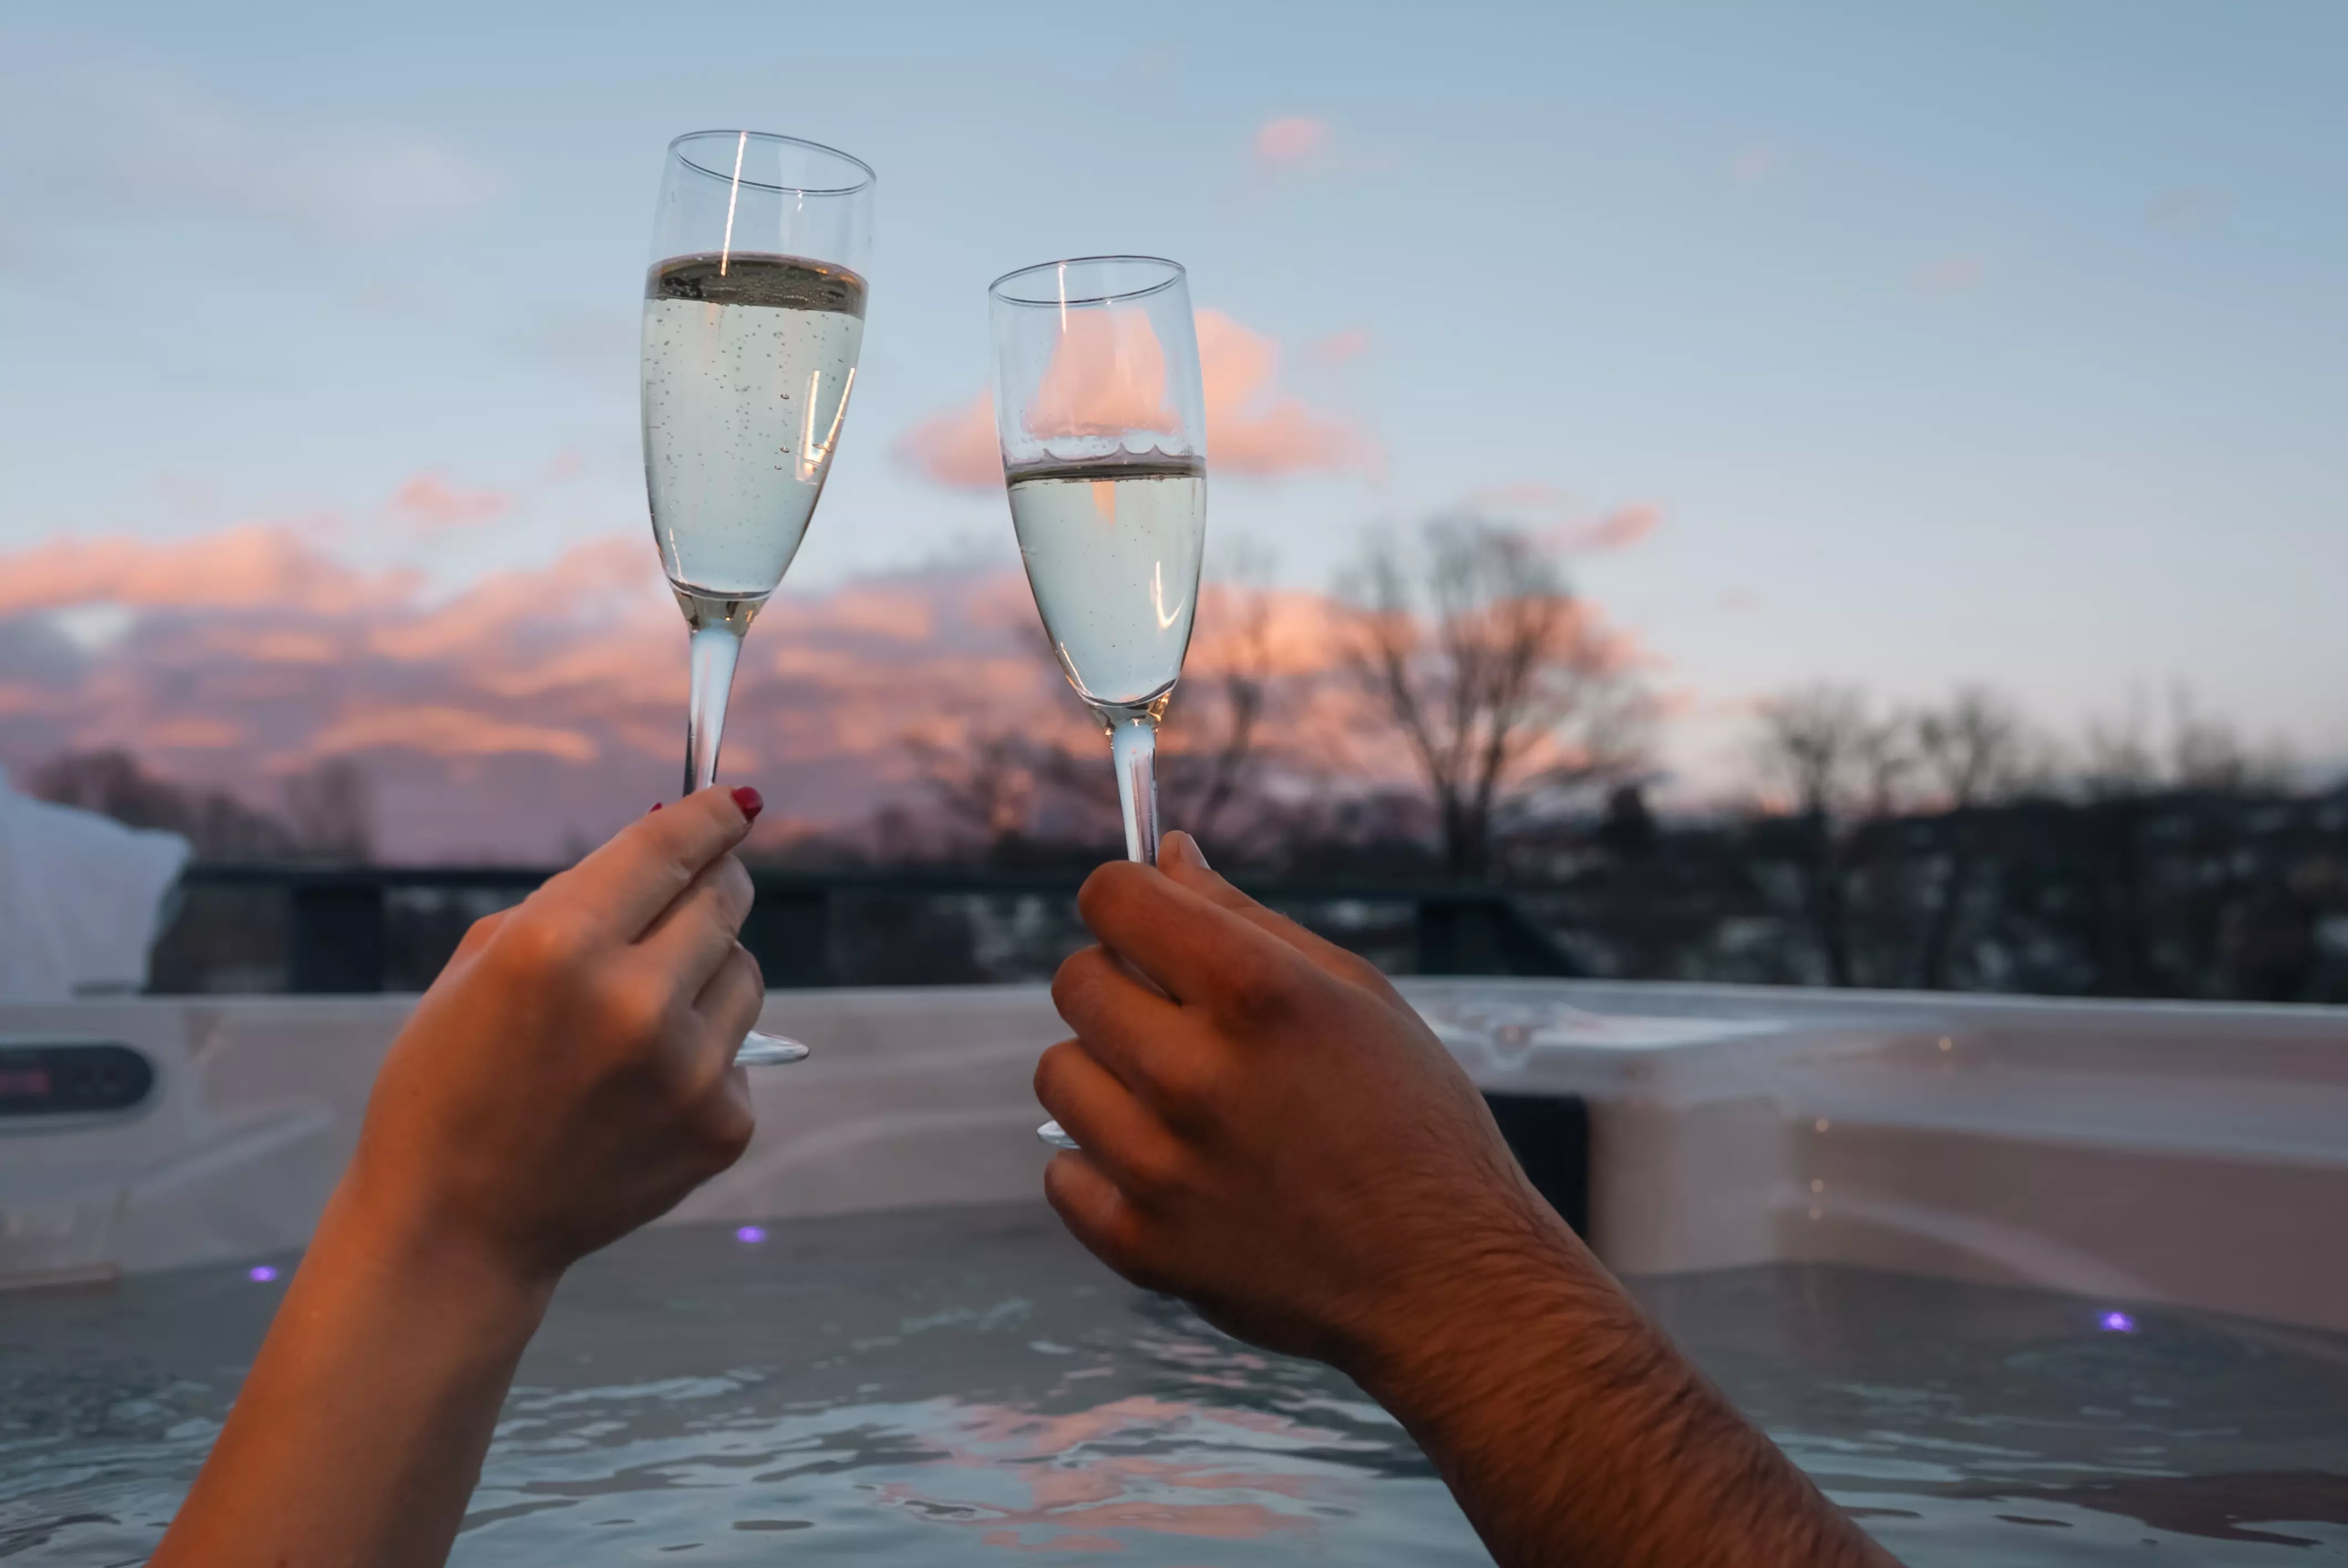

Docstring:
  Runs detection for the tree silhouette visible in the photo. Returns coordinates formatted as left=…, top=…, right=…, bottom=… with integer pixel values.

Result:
left=1346, top=515, right=1645, bottom=879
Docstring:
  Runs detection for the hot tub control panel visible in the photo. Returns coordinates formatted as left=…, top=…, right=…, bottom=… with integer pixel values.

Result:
left=0, top=1042, right=157, bottom=1122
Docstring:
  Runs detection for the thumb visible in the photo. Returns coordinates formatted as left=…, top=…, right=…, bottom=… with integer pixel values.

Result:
left=1157, top=832, right=1410, bottom=1008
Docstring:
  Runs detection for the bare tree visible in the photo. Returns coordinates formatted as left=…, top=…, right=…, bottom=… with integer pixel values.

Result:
left=2079, top=687, right=2292, bottom=798
left=1909, top=687, right=2036, bottom=987
left=282, top=758, right=375, bottom=863
left=1346, top=515, right=1645, bottom=879
left=906, top=730, right=1045, bottom=851
left=1165, top=543, right=1284, bottom=852
left=1752, top=685, right=1916, bottom=985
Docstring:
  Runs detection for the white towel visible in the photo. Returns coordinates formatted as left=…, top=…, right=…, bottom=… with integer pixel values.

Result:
left=0, top=766, right=192, bottom=999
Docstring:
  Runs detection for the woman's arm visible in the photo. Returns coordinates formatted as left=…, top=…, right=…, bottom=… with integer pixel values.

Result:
left=153, top=786, right=768, bottom=1568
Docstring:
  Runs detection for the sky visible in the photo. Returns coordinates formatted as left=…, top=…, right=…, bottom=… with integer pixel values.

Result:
left=1, top=1, right=2342, bottom=856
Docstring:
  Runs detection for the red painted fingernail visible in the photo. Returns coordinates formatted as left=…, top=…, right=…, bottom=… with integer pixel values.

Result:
left=731, top=785, right=764, bottom=823
left=648, top=802, right=663, bottom=813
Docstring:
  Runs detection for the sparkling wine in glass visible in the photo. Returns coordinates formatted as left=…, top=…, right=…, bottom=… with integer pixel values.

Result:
left=643, top=130, right=873, bottom=1066
left=988, top=256, right=1207, bottom=1144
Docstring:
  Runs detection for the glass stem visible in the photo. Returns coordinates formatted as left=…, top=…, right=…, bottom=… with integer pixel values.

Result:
left=1108, top=710, right=1161, bottom=865
left=684, top=622, right=744, bottom=796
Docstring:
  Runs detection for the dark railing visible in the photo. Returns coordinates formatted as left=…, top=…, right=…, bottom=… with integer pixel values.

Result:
left=162, top=865, right=1581, bottom=994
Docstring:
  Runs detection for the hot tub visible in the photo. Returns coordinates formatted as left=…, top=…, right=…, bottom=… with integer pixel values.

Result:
left=4, top=982, right=2346, bottom=1562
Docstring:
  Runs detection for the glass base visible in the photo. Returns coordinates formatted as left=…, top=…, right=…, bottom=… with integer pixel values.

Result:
left=736, top=1030, right=810, bottom=1066
left=1036, top=1119, right=1079, bottom=1149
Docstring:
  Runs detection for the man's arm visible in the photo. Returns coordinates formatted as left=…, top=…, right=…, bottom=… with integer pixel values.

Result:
left=1035, top=832, right=1897, bottom=1568
left=153, top=787, right=768, bottom=1568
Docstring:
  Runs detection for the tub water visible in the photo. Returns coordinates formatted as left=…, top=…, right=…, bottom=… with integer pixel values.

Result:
left=6, top=1201, right=2345, bottom=1565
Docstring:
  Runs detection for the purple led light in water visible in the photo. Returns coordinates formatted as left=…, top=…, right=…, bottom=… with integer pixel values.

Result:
left=2100, top=1311, right=2136, bottom=1333
left=734, top=1225, right=767, bottom=1245
left=248, top=1265, right=279, bottom=1283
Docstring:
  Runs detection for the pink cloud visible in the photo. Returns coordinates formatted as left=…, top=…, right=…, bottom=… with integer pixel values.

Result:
left=1469, top=484, right=1665, bottom=554
left=388, top=470, right=513, bottom=533
left=1305, top=327, right=1372, bottom=366
left=897, top=310, right=1377, bottom=488
left=893, top=393, right=1001, bottom=488
left=1729, top=147, right=1784, bottom=185
left=1199, top=304, right=1377, bottom=473
left=0, top=515, right=1651, bottom=859
left=1026, top=308, right=1180, bottom=439
left=1914, top=254, right=1986, bottom=294
left=0, top=523, right=414, bottom=616
left=1253, top=116, right=1330, bottom=167
left=1579, top=503, right=1662, bottom=552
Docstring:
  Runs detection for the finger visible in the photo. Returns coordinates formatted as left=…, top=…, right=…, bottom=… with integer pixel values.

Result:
left=1049, top=945, right=1192, bottom=1101
left=1158, top=832, right=1409, bottom=1010
left=688, top=943, right=765, bottom=1082
left=1042, top=1153, right=1168, bottom=1293
left=1076, top=859, right=1308, bottom=1018
left=638, top=853, right=756, bottom=1002
left=1033, top=1036, right=1190, bottom=1198
left=545, top=785, right=758, bottom=940
left=447, top=907, right=510, bottom=968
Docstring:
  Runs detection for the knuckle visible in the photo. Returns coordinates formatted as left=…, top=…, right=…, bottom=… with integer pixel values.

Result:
left=498, top=908, right=591, bottom=981
left=713, top=855, right=755, bottom=927
left=597, top=968, right=679, bottom=1047
left=1115, top=1136, right=1189, bottom=1202
left=1050, top=947, right=1107, bottom=1020
left=1075, top=860, right=1142, bottom=929
left=1150, top=1048, right=1227, bottom=1120
left=1033, top=1038, right=1078, bottom=1105
left=1219, top=951, right=1300, bottom=1021
left=701, top=1095, right=755, bottom=1167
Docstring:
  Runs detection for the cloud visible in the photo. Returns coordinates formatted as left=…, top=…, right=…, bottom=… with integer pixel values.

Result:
left=894, top=393, right=1002, bottom=488
left=0, top=520, right=1085, bottom=858
left=1468, top=484, right=1664, bottom=554
left=0, top=523, right=415, bottom=616
left=1305, top=328, right=1372, bottom=366
left=1253, top=117, right=1331, bottom=167
left=1913, top=254, right=1987, bottom=294
left=388, top=471, right=514, bottom=534
left=1578, top=503, right=1663, bottom=552
left=0, top=515, right=1655, bottom=858
left=1026, top=309, right=1181, bottom=440
left=73, top=78, right=501, bottom=239
left=897, top=311, right=1377, bottom=489
left=1196, top=311, right=1379, bottom=477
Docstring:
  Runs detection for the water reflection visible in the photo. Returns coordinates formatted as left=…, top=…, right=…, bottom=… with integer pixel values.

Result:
left=4, top=1204, right=2347, bottom=1565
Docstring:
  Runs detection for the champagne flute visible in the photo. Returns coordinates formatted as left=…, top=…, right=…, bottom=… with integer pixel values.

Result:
left=643, top=130, right=873, bottom=1066
left=988, top=257, right=1207, bottom=1145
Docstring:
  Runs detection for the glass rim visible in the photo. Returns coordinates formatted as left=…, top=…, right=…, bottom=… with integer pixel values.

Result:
left=667, top=128, right=876, bottom=197
left=988, top=255, right=1186, bottom=308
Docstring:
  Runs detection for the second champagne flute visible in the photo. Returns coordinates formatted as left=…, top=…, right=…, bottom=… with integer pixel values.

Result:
left=988, top=256, right=1207, bottom=1145
left=643, top=129, right=874, bottom=1065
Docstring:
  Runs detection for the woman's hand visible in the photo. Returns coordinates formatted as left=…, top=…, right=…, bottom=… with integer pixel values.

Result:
left=344, top=784, right=766, bottom=1288
left=154, top=785, right=770, bottom=1568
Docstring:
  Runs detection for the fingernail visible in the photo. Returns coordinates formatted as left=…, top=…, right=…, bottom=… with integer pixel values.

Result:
left=1172, top=832, right=1209, bottom=871
left=648, top=802, right=663, bottom=813
left=732, top=785, right=765, bottom=824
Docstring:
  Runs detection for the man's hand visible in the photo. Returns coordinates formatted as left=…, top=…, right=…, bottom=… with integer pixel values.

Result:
left=1037, top=832, right=1899, bottom=1568
left=1035, top=831, right=1578, bottom=1378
